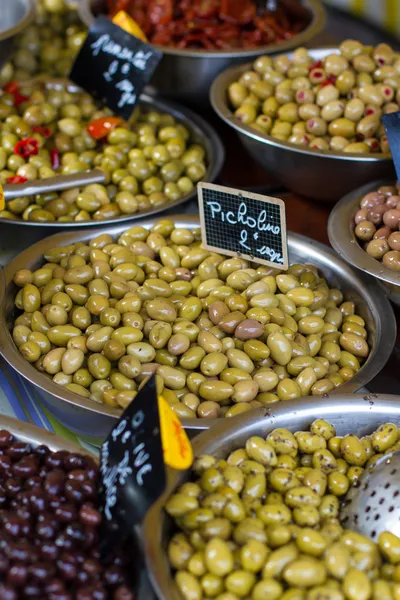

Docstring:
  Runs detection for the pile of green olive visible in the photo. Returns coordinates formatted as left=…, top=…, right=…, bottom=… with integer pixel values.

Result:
left=166, top=419, right=400, bottom=600
left=0, top=82, right=207, bottom=223
left=0, top=0, right=86, bottom=86
left=228, top=40, right=400, bottom=154
left=11, top=221, right=370, bottom=419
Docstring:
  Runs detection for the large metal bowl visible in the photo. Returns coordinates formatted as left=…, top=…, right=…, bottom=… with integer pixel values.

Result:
left=328, top=179, right=400, bottom=306
left=0, top=0, right=35, bottom=67
left=210, top=48, right=395, bottom=202
left=79, top=0, right=326, bottom=106
left=143, top=394, right=400, bottom=600
left=0, top=414, right=155, bottom=600
left=0, top=91, right=224, bottom=228
left=0, top=216, right=395, bottom=443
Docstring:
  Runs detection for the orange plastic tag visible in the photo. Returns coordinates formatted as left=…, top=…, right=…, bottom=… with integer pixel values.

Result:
left=158, top=396, right=193, bottom=470
left=112, top=11, right=148, bottom=42
left=0, top=185, right=4, bottom=210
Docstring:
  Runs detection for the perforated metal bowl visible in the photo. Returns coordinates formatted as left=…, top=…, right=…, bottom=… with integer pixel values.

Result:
left=0, top=216, right=395, bottom=443
left=143, top=395, right=400, bottom=600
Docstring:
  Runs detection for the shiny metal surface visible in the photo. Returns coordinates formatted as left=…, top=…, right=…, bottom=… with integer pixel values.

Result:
left=79, top=0, right=325, bottom=106
left=210, top=49, right=395, bottom=202
left=0, top=0, right=34, bottom=67
left=144, top=395, right=400, bottom=600
left=3, top=169, right=106, bottom=200
left=0, top=93, right=224, bottom=228
left=0, top=216, right=395, bottom=441
left=328, top=179, right=400, bottom=306
left=341, top=450, right=400, bottom=540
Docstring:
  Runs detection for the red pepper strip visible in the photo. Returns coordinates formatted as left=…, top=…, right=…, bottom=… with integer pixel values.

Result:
left=14, top=137, right=40, bottom=159
left=50, top=149, right=60, bottom=170
left=148, top=0, right=173, bottom=26
left=13, top=93, right=30, bottom=107
left=32, top=126, right=51, bottom=138
left=87, top=116, right=124, bottom=140
left=6, top=175, right=28, bottom=184
left=321, top=75, right=337, bottom=87
left=220, top=0, right=256, bottom=25
left=4, top=81, right=20, bottom=94
left=308, top=60, right=323, bottom=72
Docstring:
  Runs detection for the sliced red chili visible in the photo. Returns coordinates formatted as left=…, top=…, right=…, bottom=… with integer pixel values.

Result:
left=32, top=126, right=51, bottom=138
left=6, top=175, right=28, bottom=184
left=148, top=0, right=173, bottom=25
left=50, top=149, right=60, bottom=170
left=13, top=93, right=30, bottom=107
left=220, top=0, right=256, bottom=25
left=87, top=116, right=124, bottom=140
left=4, top=81, right=20, bottom=94
left=14, top=138, right=40, bottom=159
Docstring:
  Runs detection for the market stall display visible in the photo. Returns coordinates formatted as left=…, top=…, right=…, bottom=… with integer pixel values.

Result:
left=144, top=396, right=400, bottom=600
left=0, top=217, right=395, bottom=439
left=328, top=179, right=400, bottom=306
left=0, top=83, right=223, bottom=225
left=211, top=47, right=396, bottom=201
left=0, top=414, right=137, bottom=599
left=79, top=0, right=326, bottom=105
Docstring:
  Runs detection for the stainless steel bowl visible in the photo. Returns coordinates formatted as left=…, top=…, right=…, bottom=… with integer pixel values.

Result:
left=210, top=48, right=395, bottom=202
left=328, top=179, right=400, bottom=306
left=0, top=414, right=155, bottom=600
left=79, top=0, right=326, bottom=106
left=0, top=91, right=224, bottom=228
left=143, top=394, right=400, bottom=600
left=0, top=216, right=395, bottom=443
left=0, top=0, right=35, bottom=67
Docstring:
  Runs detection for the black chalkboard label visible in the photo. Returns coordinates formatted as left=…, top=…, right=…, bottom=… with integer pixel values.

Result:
left=198, top=182, right=288, bottom=269
left=382, top=111, right=400, bottom=181
left=99, top=374, right=166, bottom=556
left=70, top=16, right=163, bottom=120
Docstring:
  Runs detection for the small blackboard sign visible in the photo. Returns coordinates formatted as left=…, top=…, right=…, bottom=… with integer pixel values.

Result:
left=198, top=182, right=288, bottom=269
left=99, top=374, right=166, bottom=556
left=382, top=111, right=400, bottom=182
left=70, top=16, right=163, bottom=120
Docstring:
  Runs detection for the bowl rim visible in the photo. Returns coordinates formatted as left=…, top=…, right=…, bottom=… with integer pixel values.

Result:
left=0, top=0, right=35, bottom=41
left=328, top=178, right=400, bottom=288
left=0, top=88, right=224, bottom=228
left=0, top=215, right=396, bottom=431
left=143, top=394, right=400, bottom=600
left=78, top=0, right=326, bottom=58
left=210, top=47, right=392, bottom=163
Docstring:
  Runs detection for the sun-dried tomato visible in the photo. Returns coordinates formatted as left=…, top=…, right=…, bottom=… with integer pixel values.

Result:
left=6, top=175, right=28, bottom=184
left=148, top=0, right=173, bottom=25
left=220, top=0, right=256, bottom=24
left=194, top=0, right=219, bottom=18
left=14, top=138, right=40, bottom=158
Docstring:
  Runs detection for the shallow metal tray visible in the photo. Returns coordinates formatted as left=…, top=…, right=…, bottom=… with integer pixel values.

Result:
left=0, top=91, right=224, bottom=228
left=143, top=394, right=400, bottom=600
left=0, top=215, right=396, bottom=443
left=210, top=49, right=395, bottom=202
left=328, top=179, right=400, bottom=306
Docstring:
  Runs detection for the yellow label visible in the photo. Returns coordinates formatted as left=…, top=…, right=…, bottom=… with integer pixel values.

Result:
left=0, top=185, right=4, bottom=210
left=158, top=396, right=193, bottom=470
left=112, top=11, right=148, bottom=42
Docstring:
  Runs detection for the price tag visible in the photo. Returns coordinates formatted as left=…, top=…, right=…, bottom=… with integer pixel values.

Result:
left=382, top=111, right=400, bottom=181
left=0, top=185, right=4, bottom=210
left=198, top=182, right=288, bottom=270
left=99, top=374, right=192, bottom=556
left=112, top=11, right=148, bottom=42
left=70, top=16, right=162, bottom=120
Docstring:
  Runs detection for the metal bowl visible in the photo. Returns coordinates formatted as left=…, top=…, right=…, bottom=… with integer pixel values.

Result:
left=210, top=48, right=395, bottom=202
left=0, top=216, right=395, bottom=443
left=0, top=414, right=155, bottom=600
left=0, top=0, right=35, bottom=68
left=78, top=0, right=326, bottom=106
left=328, top=179, right=400, bottom=306
left=0, top=91, right=224, bottom=228
left=143, top=394, right=400, bottom=600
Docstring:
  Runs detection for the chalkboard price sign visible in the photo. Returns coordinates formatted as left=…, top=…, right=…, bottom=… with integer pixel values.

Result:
left=382, top=111, right=400, bottom=181
left=99, top=374, right=166, bottom=556
left=70, top=16, right=163, bottom=120
left=198, top=182, right=288, bottom=270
